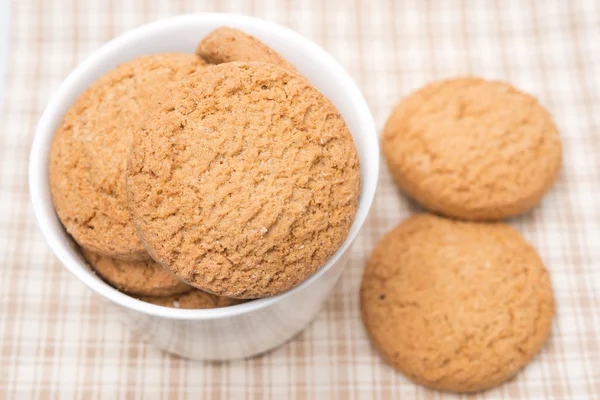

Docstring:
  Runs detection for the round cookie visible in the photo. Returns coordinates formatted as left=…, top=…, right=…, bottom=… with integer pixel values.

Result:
left=49, top=53, right=207, bottom=259
left=382, top=78, right=562, bottom=220
left=360, top=214, right=555, bottom=393
left=127, top=62, right=360, bottom=299
left=81, top=248, right=191, bottom=297
left=196, top=27, right=298, bottom=73
left=139, top=290, right=245, bottom=309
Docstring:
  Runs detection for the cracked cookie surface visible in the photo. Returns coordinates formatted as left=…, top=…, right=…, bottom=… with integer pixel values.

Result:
left=360, top=213, right=554, bottom=393
left=196, top=27, right=298, bottom=73
left=139, top=289, right=244, bottom=309
left=49, top=54, right=207, bottom=259
left=127, top=62, right=360, bottom=298
left=81, top=248, right=191, bottom=297
left=383, top=77, right=562, bottom=220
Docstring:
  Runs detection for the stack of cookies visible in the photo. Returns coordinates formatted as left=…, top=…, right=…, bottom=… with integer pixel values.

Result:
left=49, top=28, right=360, bottom=308
left=361, top=78, right=562, bottom=392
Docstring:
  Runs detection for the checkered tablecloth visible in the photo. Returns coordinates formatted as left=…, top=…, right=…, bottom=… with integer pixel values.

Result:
left=2, top=0, right=599, bottom=398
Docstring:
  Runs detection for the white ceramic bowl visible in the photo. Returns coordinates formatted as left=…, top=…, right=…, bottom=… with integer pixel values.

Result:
left=29, top=14, right=379, bottom=360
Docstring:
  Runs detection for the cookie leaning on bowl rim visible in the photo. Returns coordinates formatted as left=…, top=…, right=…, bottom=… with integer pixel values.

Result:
left=126, top=61, right=361, bottom=299
left=196, top=26, right=298, bottom=73
left=49, top=53, right=208, bottom=260
left=382, top=77, right=562, bottom=220
left=360, top=213, right=555, bottom=393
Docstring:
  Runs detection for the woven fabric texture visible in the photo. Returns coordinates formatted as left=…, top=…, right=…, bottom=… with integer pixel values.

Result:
left=1, top=0, right=599, bottom=398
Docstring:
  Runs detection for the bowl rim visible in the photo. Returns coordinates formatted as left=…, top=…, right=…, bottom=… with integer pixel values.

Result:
left=29, top=13, right=379, bottom=320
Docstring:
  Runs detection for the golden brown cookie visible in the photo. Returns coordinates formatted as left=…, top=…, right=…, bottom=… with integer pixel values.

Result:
left=196, top=27, right=297, bottom=72
left=139, top=289, right=245, bottom=309
left=127, top=62, right=360, bottom=299
left=49, top=54, right=207, bottom=259
left=383, top=78, right=562, bottom=220
left=360, top=214, right=555, bottom=393
left=81, top=248, right=191, bottom=297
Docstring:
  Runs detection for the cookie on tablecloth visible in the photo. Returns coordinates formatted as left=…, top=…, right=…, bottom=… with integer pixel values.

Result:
left=360, top=213, right=555, bottom=393
left=382, top=78, right=562, bottom=220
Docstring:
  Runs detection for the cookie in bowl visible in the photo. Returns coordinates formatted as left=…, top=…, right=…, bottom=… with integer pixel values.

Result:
left=127, top=62, right=361, bottom=299
left=49, top=53, right=207, bottom=259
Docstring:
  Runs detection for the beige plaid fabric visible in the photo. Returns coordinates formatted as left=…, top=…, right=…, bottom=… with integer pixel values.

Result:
left=2, top=0, right=600, bottom=398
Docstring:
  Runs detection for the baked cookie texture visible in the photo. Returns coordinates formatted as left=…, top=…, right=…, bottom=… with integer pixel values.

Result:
left=127, top=62, right=360, bottom=299
left=81, top=248, right=191, bottom=297
left=196, top=27, right=298, bottom=72
left=49, top=53, right=207, bottom=260
left=140, top=290, right=244, bottom=309
left=360, top=214, right=555, bottom=393
left=383, top=77, right=562, bottom=220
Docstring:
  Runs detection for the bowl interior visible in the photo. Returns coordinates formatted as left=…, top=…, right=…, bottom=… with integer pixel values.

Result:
left=30, top=14, right=379, bottom=319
